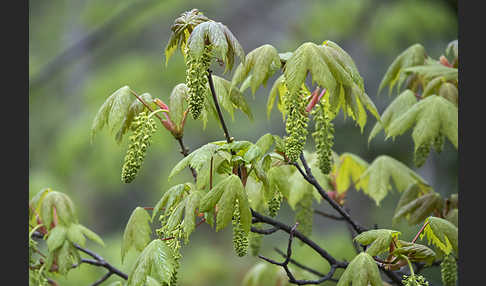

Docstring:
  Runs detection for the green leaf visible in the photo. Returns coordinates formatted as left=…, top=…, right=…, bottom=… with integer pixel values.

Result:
left=420, top=216, right=458, bottom=255
left=186, top=21, right=244, bottom=73
left=368, top=90, right=418, bottom=143
left=393, top=186, right=441, bottom=226
left=445, top=40, right=458, bottom=60
left=422, top=77, right=445, bottom=98
left=29, top=187, right=52, bottom=225
left=267, top=74, right=287, bottom=119
left=78, top=224, right=105, bottom=246
left=153, top=184, right=189, bottom=221
left=393, top=240, right=436, bottom=265
left=438, top=82, right=458, bottom=106
left=236, top=180, right=252, bottom=234
left=146, top=276, right=161, bottom=286
left=127, top=240, right=178, bottom=286
left=231, top=44, right=281, bottom=94
left=182, top=191, right=203, bottom=241
left=121, top=207, right=152, bottom=263
left=255, top=133, right=275, bottom=155
left=333, top=152, right=369, bottom=193
left=168, top=143, right=220, bottom=180
left=47, top=225, right=67, bottom=252
left=356, top=155, right=428, bottom=205
left=245, top=176, right=266, bottom=212
left=354, top=229, right=401, bottom=256
left=386, top=95, right=458, bottom=150
left=169, top=83, right=189, bottom=130
left=209, top=76, right=253, bottom=121
left=116, top=92, right=154, bottom=143
left=66, top=224, right=86, bottom=246
left=40, top=191, right=78, bottom=229
left=378, top=44, right=427, bottom=96
left=242, top=262, right=287, bottom=286
left=91, top=86, right=133, bottom=142
left=404, top=63, right=458, bottom=82
left=336, top=252, right=383, bottom=286
left=165, top=9, right=210, bottom=65
left=284, top=42, right=336, bottom=96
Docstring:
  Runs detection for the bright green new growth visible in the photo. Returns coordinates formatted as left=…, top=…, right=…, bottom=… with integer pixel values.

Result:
left=312, top=98, right=335, bottom=174
left=402, top=274, right=429, bottom=286
left=268, top=190, right=283, bottom=217
left=440, top=254, right=457, bottom=286
left=121, top=207, right=152, bottom=264
left=295, top=192, right=313, bottom=237
left=232, top=201, right=249, bottom=257
left=336, top=252, right=383, bottom=286
left=185, top=44, right=212, bottom=120
left=284, top=86, right=309, bottom=162
left=121, top=111, right=157, bottom=183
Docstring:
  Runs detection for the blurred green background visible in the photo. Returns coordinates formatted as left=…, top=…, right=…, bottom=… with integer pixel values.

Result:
left=29, top=0, right=457, bottom=285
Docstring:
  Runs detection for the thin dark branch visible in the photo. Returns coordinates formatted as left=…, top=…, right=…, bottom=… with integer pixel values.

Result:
left=314, top=209, right=345, bottom=221
left=294, top=154, right=366, bottom=234
left=207, top=70, right=232, bottom=143
left=250, top=226, right=279, bottom=235
left=251, top=210, right=346, bottom=268
left=274, top=248, right=327, bottom=278
left=176, top=136, right=197, bottom=181
left=257, top=224, right=340, bottom=285
left=73, top=243, right=128, bottom=280
left=91, top=272, right=113, bottom=286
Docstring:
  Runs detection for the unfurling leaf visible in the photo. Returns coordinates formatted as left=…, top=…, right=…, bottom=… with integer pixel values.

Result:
left=354, top=229, right=401, bottom=256
left=333, top=152, right=369, bottom=193
left=165, top=9, right=210, bottom=65
left=231, top=44, right=281, bottom=94
left=393, top=184, right=441, bottom=226
left=40, top=191, right=78, bottom=229
left=393, top=240, right=436, bottom=265
left=336, top=252, right=383, bottom=286
left=378, top=44, right=427, bottom=96
left=91, top=85, right=133, bottom=142
left=420, top=217, right=458, bottom=255
left=121, top=207, right=152, bottom=263
left=127, top=240, right=178, bottom=286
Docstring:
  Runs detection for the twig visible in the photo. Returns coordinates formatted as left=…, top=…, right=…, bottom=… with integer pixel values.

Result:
left=314, top=209, right=345, bottom=221
left=274, top=248, right=327, bottom=278
left=250, top=226, right=279, bottom=235
left=73, top=243, right=128, bottom=280
left=258, top=224, right=341, bottom=285
left=207, top=70, right=232, bottom=143
left=91, top=272, right=112, bottom=286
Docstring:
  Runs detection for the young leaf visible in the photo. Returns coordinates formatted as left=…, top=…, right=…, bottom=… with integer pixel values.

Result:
left=186, top=21, right=244, bottom=73
left=168, top=143, right=220, bottom=180
left=393, top=240, right=436, bottom=265
left=116, top=93, right=154, bottom=143
left=368, top=89, right=418, bottom=143
left=255, top=133, right=275, bottom=155
left=168, top=83, right=189, bottom=131
left=267, top=74, right=287, bottom=119
left=356, top=155, right=428, bottom=205
left=333, top=152, right=369, bottom=193
left=208, top=75, right=253, bottom=121
left=121, top=207, right=152, bottom=263
left=404, top=63, right=458, bottom=83
left=46, top=225, right=68, bottom=252
left=127, top=240, right=178, bottom=286
left=182, top=191, right=203, bottom=241
left=153, top=184, right=189, bottom=221
left=420, top=216, right=458, bottom=255
left=386, top=95, right=458, bottom=151
left=91, top=86, right=133, bottom=142
left=393, top=190, right=442, bottom=226
left=337, top=252, right=383, bottom=286
left=165, top=9, right=210, bottom=65
left=354, top=229, right=401, bottom=257
left=378, top=44, right=427, bottom=96
left=231, top=44, right=281, bottom=94
left=40, top=191, right=78, bottom=229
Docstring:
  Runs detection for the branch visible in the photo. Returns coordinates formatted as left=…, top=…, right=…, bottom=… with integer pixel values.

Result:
left=293, top=154, right=366, bottom=234
left=251, top=210, right=347, bottom=268
left=33, top=231, right=128, bottom=282
left=207, top=70, right=232, bottom=143
left=314, top=209, right=345, bottom=221
left=258, top=224, right=341, bottom=285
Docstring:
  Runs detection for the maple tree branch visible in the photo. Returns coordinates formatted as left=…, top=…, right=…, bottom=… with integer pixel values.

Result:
left=207, top=69, right=232, bottom=144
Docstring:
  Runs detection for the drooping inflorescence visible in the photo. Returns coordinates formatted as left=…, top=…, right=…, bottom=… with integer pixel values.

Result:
left=312, top=99, right=335, bottom=174
left=185, top=45, right=212, bottom=120
left=440, top=254, right=457, bottom=286
left=402, top=274, right=430, bottom=286
left=121, top=111, right=157, bottom=183
left=268, top=190, right=283, bottom=217
left=232, top=201, right=249, bottom=257
left=284, top=86, right=309, bottom=162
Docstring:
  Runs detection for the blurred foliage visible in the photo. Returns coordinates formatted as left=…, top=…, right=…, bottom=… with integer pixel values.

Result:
left=29, top=0, right=457, bottom=285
